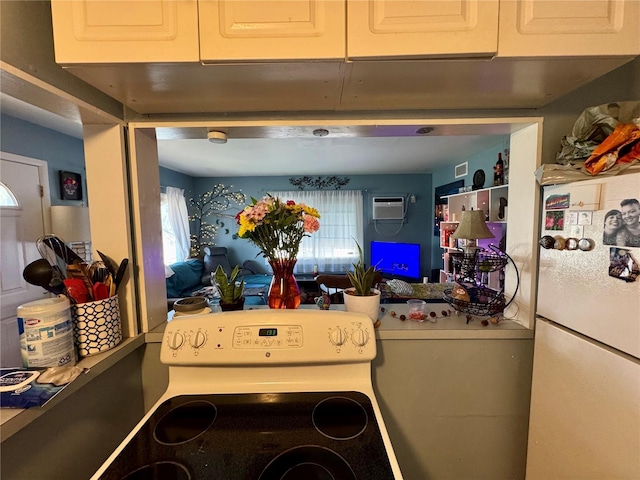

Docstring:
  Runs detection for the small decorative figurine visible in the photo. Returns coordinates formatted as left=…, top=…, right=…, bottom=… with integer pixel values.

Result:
left=315, top=293, right=331, bottom=310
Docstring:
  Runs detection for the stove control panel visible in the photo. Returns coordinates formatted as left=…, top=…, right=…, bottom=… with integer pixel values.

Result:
left=233, top=325, right=303, bottom=349
left=161, top=309, right=376, bottom=365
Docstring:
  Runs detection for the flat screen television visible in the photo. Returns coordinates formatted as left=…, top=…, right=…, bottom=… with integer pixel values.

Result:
left=370, top=241, right=420, bottom=280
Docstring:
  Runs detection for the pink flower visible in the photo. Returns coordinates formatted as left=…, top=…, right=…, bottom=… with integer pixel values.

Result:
left=304, top=216, right=320, bottom=233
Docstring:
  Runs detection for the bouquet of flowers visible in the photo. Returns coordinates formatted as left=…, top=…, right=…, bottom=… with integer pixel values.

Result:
left=236, top=195, right=320, bottom=261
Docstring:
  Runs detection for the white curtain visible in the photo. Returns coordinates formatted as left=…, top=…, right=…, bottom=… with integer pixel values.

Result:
left=270, top=190, right=363, bottom=274
left=166, top=186, right=191, bottom=262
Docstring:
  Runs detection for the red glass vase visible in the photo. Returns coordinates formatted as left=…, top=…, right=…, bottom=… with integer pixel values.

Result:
left=268, top=259, right=301, bottom=309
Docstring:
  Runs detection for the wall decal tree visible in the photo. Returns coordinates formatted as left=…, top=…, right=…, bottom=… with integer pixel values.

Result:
left=188, top=184, right=246, bottom=256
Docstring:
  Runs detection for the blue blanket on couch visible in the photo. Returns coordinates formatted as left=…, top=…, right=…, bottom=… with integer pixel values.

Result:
left=166, top=259, right=204, bottom=298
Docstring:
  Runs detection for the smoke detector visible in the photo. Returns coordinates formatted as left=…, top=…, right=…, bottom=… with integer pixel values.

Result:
left=207, top=131, right=228, bottom=144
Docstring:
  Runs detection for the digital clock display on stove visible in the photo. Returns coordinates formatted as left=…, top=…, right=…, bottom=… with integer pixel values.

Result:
left=258, top=328, right=278, bottom=337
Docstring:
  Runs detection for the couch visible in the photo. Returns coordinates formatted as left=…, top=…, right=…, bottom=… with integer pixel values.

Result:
left=166, top=246, right=271, bottom=310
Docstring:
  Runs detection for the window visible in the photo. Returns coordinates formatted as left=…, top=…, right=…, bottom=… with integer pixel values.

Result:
left=0, top=182, right=18, bottom=207
left=271, top=190, right=363, bottom=274
left=160, top=193, right=178, bottom=265
left=160, top=186, right=191, bottom=266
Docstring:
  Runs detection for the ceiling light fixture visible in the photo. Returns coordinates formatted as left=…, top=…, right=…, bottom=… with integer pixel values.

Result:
left=312, top=128, right=330, bottom=137
left=207, top=131, right=228, bottom=144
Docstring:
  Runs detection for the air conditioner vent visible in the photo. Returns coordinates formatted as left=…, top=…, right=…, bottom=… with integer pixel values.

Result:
left=372, top=197, right=404, bottom=220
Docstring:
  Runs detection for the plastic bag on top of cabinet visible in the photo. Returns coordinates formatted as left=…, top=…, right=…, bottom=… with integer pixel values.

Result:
left=536, top=101, right=640, bottom=185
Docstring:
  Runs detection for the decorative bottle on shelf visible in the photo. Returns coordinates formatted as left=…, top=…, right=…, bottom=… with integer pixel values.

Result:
left=494, top=153, right=504, bottom=186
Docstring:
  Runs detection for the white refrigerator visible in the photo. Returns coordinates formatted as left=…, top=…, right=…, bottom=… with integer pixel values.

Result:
left=527, top=172, right=640, bottom=479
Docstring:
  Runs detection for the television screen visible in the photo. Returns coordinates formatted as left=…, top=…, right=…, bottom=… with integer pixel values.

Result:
left=370, top=241, right=420, bottom=279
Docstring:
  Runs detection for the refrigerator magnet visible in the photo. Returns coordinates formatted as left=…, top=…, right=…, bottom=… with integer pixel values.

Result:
left=578, top=238, right=594, bottom=251
left=545, top=194, right=570, bottom=210
left=545, top=211, right=565, bottom=231
left=565, top=238, right=579, bottom=250
left=609, top=248, right=639, bottom=282
left=566, top=211, right=579, bottom=225
left=578, top=211, right=592, bottom=226
left=568, top=225, right=583, bottom=238
left=553, top=236, right=567, bottom=250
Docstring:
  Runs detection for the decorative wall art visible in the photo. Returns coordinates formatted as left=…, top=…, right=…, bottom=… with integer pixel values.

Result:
left=59, top=171, right=82, bottom=200
left=288, top=176, right=350, bottom=190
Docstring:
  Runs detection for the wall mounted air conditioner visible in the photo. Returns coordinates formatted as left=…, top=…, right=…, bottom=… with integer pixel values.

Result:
left=372, top=197, right=405, bottom=220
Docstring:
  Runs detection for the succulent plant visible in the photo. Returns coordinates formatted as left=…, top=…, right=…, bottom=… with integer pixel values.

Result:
left=214, top=265, right=245, bottom=304
left=346, top=242, right=379, bottom=296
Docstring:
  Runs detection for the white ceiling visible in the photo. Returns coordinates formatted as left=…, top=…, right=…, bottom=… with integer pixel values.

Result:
left=1, top=93, right=507, bottom=176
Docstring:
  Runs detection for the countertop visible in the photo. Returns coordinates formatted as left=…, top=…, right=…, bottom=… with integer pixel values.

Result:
left=148, top=303, right=532, bottom=342
left=0, top=335, right=145, bottom=442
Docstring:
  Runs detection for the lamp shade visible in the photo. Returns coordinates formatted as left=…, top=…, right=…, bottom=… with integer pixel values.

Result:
left=451, top=210, right=494, bottom=240
left=50, top=205, right=91, bottom=242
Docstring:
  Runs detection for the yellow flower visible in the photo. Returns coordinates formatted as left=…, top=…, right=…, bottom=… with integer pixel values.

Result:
left=238, top=215, right=256, bottom=237
left=303, top=206, right=320, bottom=218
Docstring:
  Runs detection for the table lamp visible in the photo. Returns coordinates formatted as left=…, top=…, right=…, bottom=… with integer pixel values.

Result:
left=451, top=210, right=494, bottom=254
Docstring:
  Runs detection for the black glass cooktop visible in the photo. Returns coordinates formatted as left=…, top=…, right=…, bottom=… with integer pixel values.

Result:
left=98, top=391, right=395, bottom=480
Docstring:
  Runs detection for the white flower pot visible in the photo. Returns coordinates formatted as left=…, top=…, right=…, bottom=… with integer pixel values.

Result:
left=343, top=287, right=381, bottom=323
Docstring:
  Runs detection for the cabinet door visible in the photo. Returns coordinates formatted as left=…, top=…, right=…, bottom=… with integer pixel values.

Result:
left=498, top=0, right=640, bottom=57
left=347, top=0, right=499, bottom=59
left=198, top=0, right=345, bottom=62
left=50, top=0, right=200, bottom=63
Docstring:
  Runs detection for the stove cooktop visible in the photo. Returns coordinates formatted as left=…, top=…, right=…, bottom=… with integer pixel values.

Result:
left=98, top=391, right=395, bottom=480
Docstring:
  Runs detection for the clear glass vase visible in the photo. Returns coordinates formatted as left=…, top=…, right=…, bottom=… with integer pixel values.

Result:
left=268, top=259, right=301, bottom=309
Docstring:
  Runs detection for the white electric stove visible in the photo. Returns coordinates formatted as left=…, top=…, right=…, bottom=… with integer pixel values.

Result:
left=92, top=309, right=403, bottom=479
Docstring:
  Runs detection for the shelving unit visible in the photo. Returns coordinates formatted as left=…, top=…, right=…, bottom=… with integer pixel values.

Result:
left=439, top=185, right=508, bottom=286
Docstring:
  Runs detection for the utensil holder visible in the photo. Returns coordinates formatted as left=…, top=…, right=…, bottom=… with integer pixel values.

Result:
left=71, top=294, right=122, bottom=357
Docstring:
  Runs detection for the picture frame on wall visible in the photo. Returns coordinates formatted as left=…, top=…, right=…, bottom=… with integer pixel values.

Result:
left=59, top=171, right=82, bottom=200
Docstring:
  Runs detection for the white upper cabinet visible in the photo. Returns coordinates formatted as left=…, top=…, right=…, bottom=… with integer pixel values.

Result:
left=498, top=0, right=640, bottom=57
left=198, top=0, right=345, bottom=62
left=51, top=0, right=638, bottom=64
left=347, top=0, right=500, bottom=59
left=50, top=0, right=200, bottom=63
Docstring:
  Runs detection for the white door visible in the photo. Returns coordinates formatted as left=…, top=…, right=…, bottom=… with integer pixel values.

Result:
left=0, top=153, right=50, bottom=367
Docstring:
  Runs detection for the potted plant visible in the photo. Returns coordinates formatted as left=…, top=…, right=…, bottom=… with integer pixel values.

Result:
left=344, top=243, right=381, bottom=325
left=214, top=265, right=245, bottom=311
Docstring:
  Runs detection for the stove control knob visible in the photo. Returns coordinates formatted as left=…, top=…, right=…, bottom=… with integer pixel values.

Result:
left=168, top=331, right=185, bottom=350
left=329, top=328, right=347, bottom=346
left=351, top=328, right=369, bottom=347
left=190, top=330, right=207, bottom=349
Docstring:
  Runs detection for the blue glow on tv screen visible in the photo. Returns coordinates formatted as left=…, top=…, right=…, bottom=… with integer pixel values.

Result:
left=370, top=241, right=420, bottom=279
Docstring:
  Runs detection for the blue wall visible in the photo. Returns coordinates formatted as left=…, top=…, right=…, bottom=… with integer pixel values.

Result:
left=0, top=114, right=86, bottom=206
left=160, top=167, right=196, bottom=198
left=190, top=174, right=432, bottom=278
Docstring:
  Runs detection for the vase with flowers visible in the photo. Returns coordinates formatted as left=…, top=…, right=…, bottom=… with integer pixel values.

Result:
left=237, top=194, right=320, bottom=309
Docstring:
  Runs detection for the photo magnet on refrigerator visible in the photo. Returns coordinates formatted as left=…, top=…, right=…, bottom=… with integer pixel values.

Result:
left=608, top=248, right=639, bottom=282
